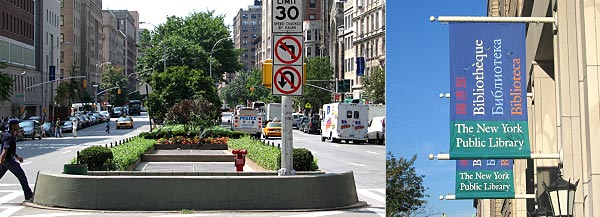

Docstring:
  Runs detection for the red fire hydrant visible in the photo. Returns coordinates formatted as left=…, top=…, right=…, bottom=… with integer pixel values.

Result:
left=232, top=149, right=247, bottom=172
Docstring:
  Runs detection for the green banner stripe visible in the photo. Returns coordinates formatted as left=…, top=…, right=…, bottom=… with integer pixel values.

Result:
left=450, top=121, right=531, bottom=158
left=455, top=169, right=515, bottom=199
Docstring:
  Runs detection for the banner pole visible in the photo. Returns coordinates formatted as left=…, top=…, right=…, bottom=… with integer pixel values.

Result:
left=429, top=153, right=560, bottom=160
left=441, top=194, right=535, bottom=200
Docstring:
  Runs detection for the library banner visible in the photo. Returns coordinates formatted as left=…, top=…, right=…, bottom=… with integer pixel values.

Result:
left=456, top=159, right=515, bottom=199
left=449, top=22, right=530, bottom=159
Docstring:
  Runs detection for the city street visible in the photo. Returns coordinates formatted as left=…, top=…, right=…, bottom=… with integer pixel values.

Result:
left=0, top=113, right=384, bottom=217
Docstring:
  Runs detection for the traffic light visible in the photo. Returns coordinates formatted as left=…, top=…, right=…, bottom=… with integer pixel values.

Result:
left=83, top=79, right=87, bottom=88
left=117, top=88, right=122, bottom=94
left=337, top=79, right=351, bottom=93
left=262, top=59, right=273, bottom=89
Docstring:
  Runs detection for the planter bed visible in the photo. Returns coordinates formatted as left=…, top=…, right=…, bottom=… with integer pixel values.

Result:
left=153, top=143, right=227, bottom=150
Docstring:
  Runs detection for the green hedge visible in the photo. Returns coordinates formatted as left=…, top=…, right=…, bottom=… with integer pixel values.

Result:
left=228, top=136, right=319, bottom=171
left=78, top=146, right=115, bottom=171
left=140, top=125, right=247, bottom=139
left=110, top=137, right=156, bottom=170
left=70, top=137, right=155, bottom=171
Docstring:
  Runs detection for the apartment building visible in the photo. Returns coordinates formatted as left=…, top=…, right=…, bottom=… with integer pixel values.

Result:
left=233, top=0, right=262, bottom=73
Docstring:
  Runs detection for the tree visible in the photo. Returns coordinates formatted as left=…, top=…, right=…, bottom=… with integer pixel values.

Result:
left=0, top=62, right=14, bottom=105
left=362, top=66, right=385, bottom=104
left=55, top=80, right=83, bottom=107
left=136, top=11, right=243, bottom=82
left=387, top=152, right=427, bottom=217
left=298, top=57, right=334, bottom=112
left=147, top=66, right=220, bottom=122
left=164, top=98, right=219, bottom=133
left=99, top=65, right=128, bottom=106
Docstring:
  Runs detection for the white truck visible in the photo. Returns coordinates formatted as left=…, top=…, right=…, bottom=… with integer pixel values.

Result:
left=265, top=103, right=282, bottom=123
left=367, top=104, right=386, bottom=122
left=232, top=108, right=263, bottom=138
left=320, top=103, right=369, bottom=144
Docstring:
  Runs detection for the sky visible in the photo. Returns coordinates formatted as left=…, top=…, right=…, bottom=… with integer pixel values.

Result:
left=387, top=0, right=487, bottom=216
left=102, top=0, right=254, bottom=32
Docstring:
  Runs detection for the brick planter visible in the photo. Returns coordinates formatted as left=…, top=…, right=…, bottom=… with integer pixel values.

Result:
left=154, top=143, right=228, bottom=150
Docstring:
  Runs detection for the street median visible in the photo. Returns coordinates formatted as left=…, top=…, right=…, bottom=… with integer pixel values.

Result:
left=32, top=171, right=360, bottom=211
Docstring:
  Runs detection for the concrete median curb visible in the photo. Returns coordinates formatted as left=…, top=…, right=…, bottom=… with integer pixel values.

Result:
left=32, top=171, right=359, bottom=211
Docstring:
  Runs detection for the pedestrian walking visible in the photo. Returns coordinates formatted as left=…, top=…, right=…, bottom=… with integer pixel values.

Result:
left=0, top=119, right=33, bottom=202
left=54, top=118, right=62, bottom=138
left=72, top=118, right=78, bottom=138
left=105, top=121, right=110, bottom=134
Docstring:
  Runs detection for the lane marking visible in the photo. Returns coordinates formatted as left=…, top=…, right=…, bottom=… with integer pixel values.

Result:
left=0, top=205, right=24, bottom=217
left=375, top=189, right=385, bottom=194
left=357, top=189, right=385, bottom=203
left=62, top=150, right=72, bottom=154
left=348, top=162, right=366, bottom=167
left=21, top=161, right=32, bottom=166
left=282, top=211, right=344, bottom=217
left=331, top=145, right=341, bottom=148
left=366, top=151, right=379, bottom=155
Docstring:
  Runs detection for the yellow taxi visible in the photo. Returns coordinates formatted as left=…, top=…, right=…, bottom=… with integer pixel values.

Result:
left=116, top=116, right=134, bottom=129
left=262, top=122, right=282, bottom=139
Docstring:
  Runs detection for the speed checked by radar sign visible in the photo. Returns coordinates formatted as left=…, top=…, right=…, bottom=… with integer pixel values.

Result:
left=272, top=0, right=303, bottom=33
left=272, top=65, right=303, bottom=96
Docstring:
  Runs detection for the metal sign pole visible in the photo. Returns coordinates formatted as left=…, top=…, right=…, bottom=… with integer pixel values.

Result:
left=281, top=95, right=294, bottom=175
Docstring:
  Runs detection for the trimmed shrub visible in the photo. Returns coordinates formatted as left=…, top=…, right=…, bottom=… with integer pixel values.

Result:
left=277, top=148, right=318, bottom=171
left=79, top=146, right=115, bottom=171
left=111, top=137, right=155, bottom=170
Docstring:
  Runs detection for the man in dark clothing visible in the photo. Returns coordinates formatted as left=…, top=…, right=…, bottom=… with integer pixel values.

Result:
left=1, top=119, right=33, bottom=201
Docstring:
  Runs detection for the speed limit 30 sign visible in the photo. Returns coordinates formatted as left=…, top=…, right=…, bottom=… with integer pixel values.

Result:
left=272, top=0, right=303, bottom=33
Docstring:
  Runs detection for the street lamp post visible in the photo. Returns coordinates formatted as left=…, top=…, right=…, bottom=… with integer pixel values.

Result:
left=210, top=37, right=232, bottom=80
left=21, top=71, right=26, bottom=118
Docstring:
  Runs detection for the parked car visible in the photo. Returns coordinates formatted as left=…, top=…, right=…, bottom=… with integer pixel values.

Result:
left=19, top=120, right=42, bottom=140
left=302, top=116, right=321, bottom=134
left=262, top=121, right=282, bottom=139
left=367, top=116, right=385, bottom=145
left=99, top=111, right=110, bottom=119
left=92, top=112, right=107, bottom=123
left=60, top=121, right=73, bottom=133
left=116, top=116, right=134, bottom=129
left=66, top=116, right=83, bottom=129
left=28, top=116, right=42, bottom=122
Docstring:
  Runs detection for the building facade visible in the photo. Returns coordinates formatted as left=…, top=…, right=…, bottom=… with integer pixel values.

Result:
left=233, top=0, right=262, bottom=73
left=101, top=10, right=125, bottom=70
left=476, top=0, right=600, bottom=216
left=0, top=0, right=38, bottom=117
left=36, top=0, right=61, bottom=120
left=304, top=0, right=322, bottom=58
left=352, top=0, right=384, bottom=100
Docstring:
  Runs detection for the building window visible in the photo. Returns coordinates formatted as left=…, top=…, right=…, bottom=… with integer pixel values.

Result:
left=314, top=30, right=319, bottom=41
left=60, top=51, right=64, bottom=63
left=60, top=15, right=64, bottom=26
left=306, top=30, right=311, bottom=40
left=306, top=47, right=311, bottom=57
left=251, top=14, right=257, bottom=19
left=309, top=0, right=316, bottom=8
left=242, top=14, right=248, bottom=19
left=60, top=33, right=64, bottom=43
left=309, top=14, right=316, bottom=20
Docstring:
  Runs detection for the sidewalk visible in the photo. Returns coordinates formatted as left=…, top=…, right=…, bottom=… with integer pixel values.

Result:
left=134, top=149, right=256, bottom=172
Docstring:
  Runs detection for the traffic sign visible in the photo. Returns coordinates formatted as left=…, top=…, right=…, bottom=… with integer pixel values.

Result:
left=304, top=102, right=312, bottom=109
left=274, top=35, right=303, bottom=65
left=272, top=65, right=303, bottom=96
left=272, top=0, right=303, bottom=33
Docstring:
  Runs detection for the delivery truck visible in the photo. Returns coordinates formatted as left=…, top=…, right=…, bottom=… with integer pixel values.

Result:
left=320, top=103, right=369, bottom=144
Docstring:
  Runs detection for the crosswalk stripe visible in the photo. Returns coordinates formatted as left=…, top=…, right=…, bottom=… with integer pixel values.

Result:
left=0, top=205, right=24, bottom=216
left=151, top=214, right=218, bottom=217
left=366, top=207, right=386, bottom=217
left=12, top=213, right=90, bottom=217
left=357, top=189, right=385, bottom=203
left=281, top=211, right=344, bottom=217
left=0, top=191, right=22, bottom=204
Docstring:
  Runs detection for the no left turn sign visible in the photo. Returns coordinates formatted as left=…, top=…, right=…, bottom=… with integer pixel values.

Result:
left=274, top=35, right=303, bottom=65
left=272, top=65, right=303, bottom=96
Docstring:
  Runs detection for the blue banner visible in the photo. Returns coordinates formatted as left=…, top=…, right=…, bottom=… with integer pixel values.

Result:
left=449, top=22, right=531, bottom=159
left=356, top=57, right=365, bottom=76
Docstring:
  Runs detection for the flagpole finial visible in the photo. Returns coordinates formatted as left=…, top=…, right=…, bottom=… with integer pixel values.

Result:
left=429, top=16, right=436, bottom=22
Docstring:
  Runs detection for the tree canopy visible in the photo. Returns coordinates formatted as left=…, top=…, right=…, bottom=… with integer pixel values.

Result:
left=146, top=66, right=220, bottom=122
left=137, top=11, right=243, bottom=82
left=0, top=62, right=14, bottom=105
left=296, top=57, right=334, bottom=111
left=99, top=65, right=129, bottom=106
left=362, top=66, right=385, bottom=104
left=387, top=152, right=428, bottom=217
